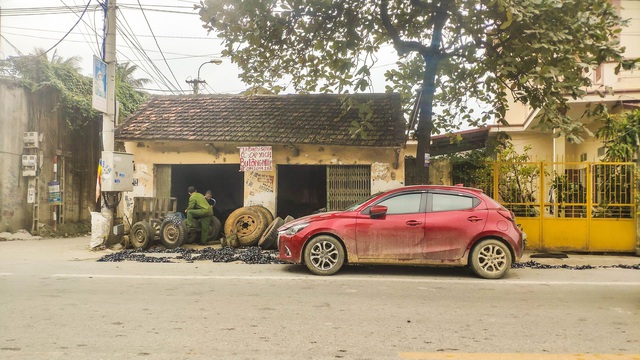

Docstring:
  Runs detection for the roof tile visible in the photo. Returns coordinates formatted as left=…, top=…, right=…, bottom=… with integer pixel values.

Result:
left=116, top=93, right=406, bottom=147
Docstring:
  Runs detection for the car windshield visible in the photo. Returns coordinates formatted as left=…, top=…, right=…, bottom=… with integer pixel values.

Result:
left=343, top=192, right=382, bottom=211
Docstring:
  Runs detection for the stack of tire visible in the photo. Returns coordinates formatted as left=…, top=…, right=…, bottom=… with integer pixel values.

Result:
left=222, top=205, right=293, bottom=250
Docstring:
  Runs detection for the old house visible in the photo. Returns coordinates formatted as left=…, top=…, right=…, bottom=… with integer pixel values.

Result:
left=0, top=77, right=100, bottom=234
left=115, top=93, right=406, bottom=223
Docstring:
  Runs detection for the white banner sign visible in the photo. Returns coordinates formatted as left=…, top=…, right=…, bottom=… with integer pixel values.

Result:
left=92, top=55, right=107, bottom=113
left=239, top=146, right=273, bottom=172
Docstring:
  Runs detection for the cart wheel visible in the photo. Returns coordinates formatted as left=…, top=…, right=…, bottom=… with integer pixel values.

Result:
left=130, top=221, right=153, bottom=250
left=160, top=218, right=187, bottom=249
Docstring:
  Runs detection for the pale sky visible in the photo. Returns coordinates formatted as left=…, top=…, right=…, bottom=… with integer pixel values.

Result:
left=0, top=0, right=399, bottom=95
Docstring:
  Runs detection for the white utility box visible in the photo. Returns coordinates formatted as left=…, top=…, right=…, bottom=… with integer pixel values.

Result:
left=23, top=132, right=39, bottom=148
left=100, top=151, right=134, bottom=192
left=22, top=155, right=37, bottom=176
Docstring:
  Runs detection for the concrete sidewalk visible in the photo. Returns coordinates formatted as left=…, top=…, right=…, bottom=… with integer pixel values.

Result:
left=0, top=235, right=639, bottom=267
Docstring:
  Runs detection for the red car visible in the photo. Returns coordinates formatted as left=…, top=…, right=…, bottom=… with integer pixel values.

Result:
left=277, top=185, right=525, bottom=279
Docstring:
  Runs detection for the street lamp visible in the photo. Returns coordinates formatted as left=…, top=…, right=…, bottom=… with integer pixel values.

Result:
left=186, top=59, right=222, bottom=94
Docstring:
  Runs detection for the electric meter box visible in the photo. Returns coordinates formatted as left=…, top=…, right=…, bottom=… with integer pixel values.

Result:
left=22, top=155, right=37, bottom=176
left=23, top=132, right=39, bottom=148
left=100, top=151, right=134, bottom=192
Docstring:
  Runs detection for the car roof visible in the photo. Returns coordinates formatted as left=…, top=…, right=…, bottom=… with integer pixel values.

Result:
left=391, top=185, right=484, bottom=194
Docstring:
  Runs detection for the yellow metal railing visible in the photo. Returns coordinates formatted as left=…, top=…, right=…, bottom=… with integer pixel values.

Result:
left=483, top=161, right=636, bottom=220
left=477, top=161, right=637, bottom=252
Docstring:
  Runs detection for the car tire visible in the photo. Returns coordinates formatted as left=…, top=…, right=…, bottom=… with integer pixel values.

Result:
left=470, top=238, right=512, bottom=279
left=283, top=215, right=295, bottom=224
left=251, top=205, right=274, bottom=224
left=160, top=218, right=187, bottom=249
left=258, top=217, right=284, bottom=250
left=224, top=207, right=266, bottom=246
left=303, top=235, right=345, bottom=276
left=208, top=216, right=222, bottom=242
left=130, top=221, right=153, bottom=250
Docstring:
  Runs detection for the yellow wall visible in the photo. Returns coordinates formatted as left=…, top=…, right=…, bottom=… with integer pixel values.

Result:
left=506, top=133, right=553, bottom=161
left=121, top=141, right=405, bottom=216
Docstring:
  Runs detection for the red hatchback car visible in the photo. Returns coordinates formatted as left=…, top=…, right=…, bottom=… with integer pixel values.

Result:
left=277, top=185, right=525, bottom=279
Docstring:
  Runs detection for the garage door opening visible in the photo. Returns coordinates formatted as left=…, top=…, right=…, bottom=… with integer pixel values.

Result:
left=277, top=165, right=327, bottom=219
left=170, top=164, right=243, bottom=225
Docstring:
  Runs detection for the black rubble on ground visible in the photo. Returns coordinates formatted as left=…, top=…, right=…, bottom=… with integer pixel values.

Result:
left=96, top=247, right=639, bottom=270
left=511, top=260, right=640, bottom=270
left=97, top=246, right=285, bottom=264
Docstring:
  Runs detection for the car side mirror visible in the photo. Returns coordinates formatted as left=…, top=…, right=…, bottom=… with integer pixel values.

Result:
left=369, top=205, right=388, bottom=218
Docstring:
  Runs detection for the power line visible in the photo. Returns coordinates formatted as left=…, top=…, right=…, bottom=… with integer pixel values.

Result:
left=0, top=6, right=100, bottom=16
left=2, top=25, right=215, bottom=40
left=117, top=22, right=179, bottom=94
left=116, top=10, right=181, bottom=93
left=0, top=34, right=23, bottom=56
left=61, top=0, right=101, bottom=57
left=135, top=0, right=184, bottom=93
left=42, top=0, right=93, bottom=56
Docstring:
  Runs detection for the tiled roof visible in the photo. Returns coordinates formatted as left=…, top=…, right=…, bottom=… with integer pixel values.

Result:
left=115, top=93, right=406, bottom=147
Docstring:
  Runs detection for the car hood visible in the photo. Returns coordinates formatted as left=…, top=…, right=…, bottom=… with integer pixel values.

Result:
left=278, top=211, right=343, bottom=231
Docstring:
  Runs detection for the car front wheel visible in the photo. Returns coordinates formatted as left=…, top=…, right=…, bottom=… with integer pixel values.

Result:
left=303, top=235, right=345, bottom=276
left=470, top=239, right=512, bottom=279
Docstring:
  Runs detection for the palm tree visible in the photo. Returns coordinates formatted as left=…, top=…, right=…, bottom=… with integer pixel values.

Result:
left=116, top=62, right=151, bottom=88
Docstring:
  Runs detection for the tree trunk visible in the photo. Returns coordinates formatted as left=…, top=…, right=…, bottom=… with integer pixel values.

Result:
left=415, top=57, right=438, bottom=184
left=414, top=3, right=447, bottom=184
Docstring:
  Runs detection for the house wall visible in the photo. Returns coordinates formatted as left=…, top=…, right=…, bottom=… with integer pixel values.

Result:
left=0, top=80, right=30, bottom=232
left=122, top=140, right=404, bottom=217
left=0, top=79, right=100, bottom=234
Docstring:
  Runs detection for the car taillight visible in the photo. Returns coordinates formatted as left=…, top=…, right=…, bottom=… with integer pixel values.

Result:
left=497, top=210, right=515, bottom=222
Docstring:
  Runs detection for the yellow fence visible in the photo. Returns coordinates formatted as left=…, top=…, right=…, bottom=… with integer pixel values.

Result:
left=483, top=161, right=637, bottom=253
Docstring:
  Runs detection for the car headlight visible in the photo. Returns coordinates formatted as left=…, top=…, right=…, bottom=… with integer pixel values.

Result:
left=285, top=222, right=309, bottom=236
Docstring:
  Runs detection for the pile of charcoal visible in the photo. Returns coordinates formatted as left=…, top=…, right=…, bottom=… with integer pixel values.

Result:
left=512, top=260, right=640, bottom=270
left=97, top=246, right=285, bottom=264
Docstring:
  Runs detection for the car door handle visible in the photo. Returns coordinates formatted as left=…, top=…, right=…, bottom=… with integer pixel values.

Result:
left=467, top=216, right=483, bottom=223
left=406, top=220, right=423, bottom=226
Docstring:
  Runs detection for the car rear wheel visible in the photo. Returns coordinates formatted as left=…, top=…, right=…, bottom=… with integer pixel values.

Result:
left=303, top=235, right=345, bottom=276
left=470, top=239, right=512, bottom=279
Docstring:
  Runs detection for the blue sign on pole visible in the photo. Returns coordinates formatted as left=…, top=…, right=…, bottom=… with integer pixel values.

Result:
left=92, top=55, right=108, bottom=113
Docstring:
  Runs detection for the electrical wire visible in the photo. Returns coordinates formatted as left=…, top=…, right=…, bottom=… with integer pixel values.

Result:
left=134, top=0, right=184, bottom=93
left=117, top=9, right=169, bottom=88
left=0, top=6, right=95, bottom=16
left=0, top=35, right=23, bottom=56
left=116, top=11, right=182, bottom=93
left=61, top=0, right=101, bottom=58
left=41, top=0, right=93, bottom=56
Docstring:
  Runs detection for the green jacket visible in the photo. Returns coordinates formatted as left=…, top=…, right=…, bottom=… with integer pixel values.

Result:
left=187, top=192, right=210, bottom=211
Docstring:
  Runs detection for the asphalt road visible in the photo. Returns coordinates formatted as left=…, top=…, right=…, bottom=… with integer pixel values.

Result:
left=0, top=238, right=639, bottom=360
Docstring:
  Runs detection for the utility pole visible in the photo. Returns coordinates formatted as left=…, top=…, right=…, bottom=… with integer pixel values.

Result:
left=186, top=78, right=206, bottom=95
left=186, top=59, right=222, bottom=94
left=103, top=0, right=116, bottom=152
left=102, top=0, right=117, bottom=245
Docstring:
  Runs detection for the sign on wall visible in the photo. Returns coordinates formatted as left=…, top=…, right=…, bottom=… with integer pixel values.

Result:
left=239, top=146, right=272, bottom=172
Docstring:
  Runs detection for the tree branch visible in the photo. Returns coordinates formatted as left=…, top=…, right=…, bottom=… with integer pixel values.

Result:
left=379, top=0, right=430, bottom=56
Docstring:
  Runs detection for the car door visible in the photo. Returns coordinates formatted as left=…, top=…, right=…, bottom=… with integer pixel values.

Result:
left=355, top=192, right=426, bottom=260
left=423, top=191, right=487, bottom=261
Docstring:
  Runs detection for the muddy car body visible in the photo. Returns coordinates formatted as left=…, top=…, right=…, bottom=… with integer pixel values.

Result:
left=277, top=185, right=525, bottom=279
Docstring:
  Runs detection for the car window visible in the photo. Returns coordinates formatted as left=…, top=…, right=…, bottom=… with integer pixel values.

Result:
left=431, top=193, right=476, bottom=212
left=344, top=192, right=382, bottom=211
left=376, top=193, right=422, bottom=214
